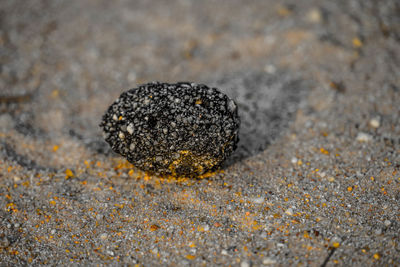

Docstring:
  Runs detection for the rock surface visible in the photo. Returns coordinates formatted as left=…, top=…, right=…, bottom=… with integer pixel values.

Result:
left=100, top=82, right=240, bottom=176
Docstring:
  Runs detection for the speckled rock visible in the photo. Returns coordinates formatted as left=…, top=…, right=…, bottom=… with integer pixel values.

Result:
left=100, top=82, right=240, bottom=176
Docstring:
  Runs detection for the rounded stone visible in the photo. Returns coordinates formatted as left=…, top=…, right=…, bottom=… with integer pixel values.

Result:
left=100, top=82, right=240, bottom=177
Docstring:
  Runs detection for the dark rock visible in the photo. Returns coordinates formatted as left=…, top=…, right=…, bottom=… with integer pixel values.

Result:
left=100, top=82, right=240, bottom=177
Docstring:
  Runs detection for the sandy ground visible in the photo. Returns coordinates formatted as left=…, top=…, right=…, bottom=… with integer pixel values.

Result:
left=0, top=0, right=399, bottom=266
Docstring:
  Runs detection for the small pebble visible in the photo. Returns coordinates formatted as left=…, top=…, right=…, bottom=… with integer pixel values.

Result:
left=263, top=257, right=277, bottom=265
left=356, top=132, right=372, bottom=142
left=100, top=233, right=108, bottom=240
left=106, top=250, right=114, bottom=256
left=221, top=249, right=228, bottom=256
left=285, top=208, right=294, bottom=216
left=0, top=236, right=10, bottom=247
left=240, top=261, right=250, bottom=267
left=384, top=220, right=391, bottom=227
left=306, top=8, right=322, bottom=23
left=252, top=197, right=265, bottom=204
left=264, top=64, right=276, bottom=74
left=327, top=176, right=335, bottom=182
left=291, top=157, right=298, bottom=164
left=369, top=118, right=380, bottom=128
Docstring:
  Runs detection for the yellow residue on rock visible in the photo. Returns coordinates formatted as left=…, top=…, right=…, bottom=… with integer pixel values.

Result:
left=167, top=150, right=219, bottom=178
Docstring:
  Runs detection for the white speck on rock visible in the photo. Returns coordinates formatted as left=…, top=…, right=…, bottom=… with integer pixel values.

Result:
left=227, top=99, right=237, bottom=113
left=130, top=143, right=136, bottom=151
left=240, top=261, right=250, bottom=267
left=291, top=157, right=298, bottom=164
left=127, top=124, right=134, bottom=134
left=221, top=249, right=228, bottom=256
